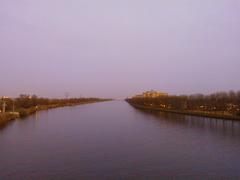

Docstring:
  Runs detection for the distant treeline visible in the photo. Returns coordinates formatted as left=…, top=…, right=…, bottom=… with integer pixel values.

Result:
left=1, top=94, right=109, bottom=117
left=127, top=91, right=240, bottom=116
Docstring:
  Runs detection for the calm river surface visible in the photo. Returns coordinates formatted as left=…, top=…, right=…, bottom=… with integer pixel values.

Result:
left=1, top=101, right=240, bottom=179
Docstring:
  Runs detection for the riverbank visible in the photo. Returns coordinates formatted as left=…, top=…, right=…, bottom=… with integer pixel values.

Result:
left=0, top=113, right=20, bottom=126
left=128, top=102, right=240, bottom=121
left=17, top=101, right=105, bottom=117
left=0, top=100, right=109, bottom=127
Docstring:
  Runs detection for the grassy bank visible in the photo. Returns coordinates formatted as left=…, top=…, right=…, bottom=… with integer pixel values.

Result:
left=0, top=113, right=20, bottom=126
left=17, top=100, right=106, bottom=118
left=128, top=102, right=240, bottom=121
left=0, top=99, right=110, bottom=127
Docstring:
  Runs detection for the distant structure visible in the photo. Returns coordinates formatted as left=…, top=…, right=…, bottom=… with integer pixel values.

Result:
left=1, top=96, right=16, bottom=113
left=133, top=90, right=168, bottom=98
left=1, top=96, right=8, bottom=113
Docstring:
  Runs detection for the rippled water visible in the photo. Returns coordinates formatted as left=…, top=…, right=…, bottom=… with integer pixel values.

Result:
left=0, top=101, right=240, bottom=179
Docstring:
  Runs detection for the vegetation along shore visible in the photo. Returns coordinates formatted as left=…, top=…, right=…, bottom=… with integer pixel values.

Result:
left=126, top=91, right=240, bottom=121
left=0, top=95, right=110, bottom=127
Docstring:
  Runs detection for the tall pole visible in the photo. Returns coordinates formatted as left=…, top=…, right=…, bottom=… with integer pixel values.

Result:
left=65, top=92, right=69, bottom=99
left=12, top=99, right=15, bottom=113
left=2, top=101, right=6, bottom=113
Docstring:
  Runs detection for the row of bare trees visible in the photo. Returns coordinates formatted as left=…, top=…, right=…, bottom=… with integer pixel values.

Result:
left=1, top=94, right=105, bottom=112
left=127, top=91, right=240, bottom=116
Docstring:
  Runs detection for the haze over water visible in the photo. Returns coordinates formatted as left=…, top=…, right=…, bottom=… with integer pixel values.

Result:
left=1, top=101, right=240, bottom=179
left=1, top=0, right=240, bottom=98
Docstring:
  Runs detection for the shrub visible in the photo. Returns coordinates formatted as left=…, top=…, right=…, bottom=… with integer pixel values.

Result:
left=18, top=108, right=28, bottom=117
left=236, top=112, right=240, bottom=116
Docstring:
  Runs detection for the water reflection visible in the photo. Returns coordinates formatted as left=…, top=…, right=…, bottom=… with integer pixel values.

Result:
left=0, top=120, right=14, bottom=131
left=136, top=108, right=240, bottom=138
left=0, top=101, right=240, bottom=178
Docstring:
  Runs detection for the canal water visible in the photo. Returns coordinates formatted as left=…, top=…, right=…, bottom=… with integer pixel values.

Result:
left=0, top=101, right=240, bottom=179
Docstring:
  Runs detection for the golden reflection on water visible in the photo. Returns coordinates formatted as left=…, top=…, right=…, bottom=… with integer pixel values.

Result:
left=137, top=108, right=240, bottom=138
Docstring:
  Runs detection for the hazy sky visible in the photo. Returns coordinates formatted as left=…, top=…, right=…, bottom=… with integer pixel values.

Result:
left=1, top=0, right=240, bottom=98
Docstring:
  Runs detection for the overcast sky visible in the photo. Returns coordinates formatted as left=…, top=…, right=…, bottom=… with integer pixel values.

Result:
left=1, top=0, right=240, bottom=98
